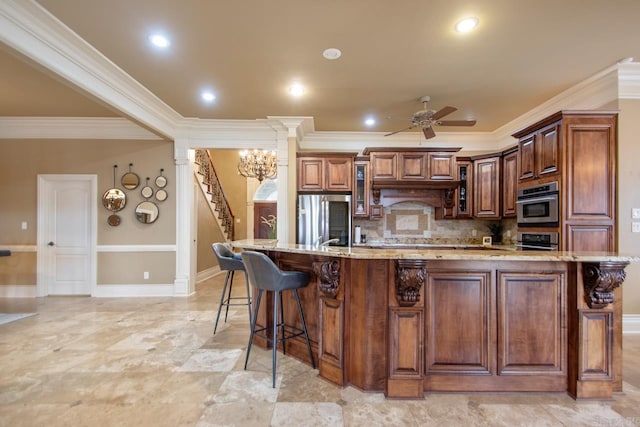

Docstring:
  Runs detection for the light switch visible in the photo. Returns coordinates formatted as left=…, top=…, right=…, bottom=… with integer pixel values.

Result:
left=21, top=221, right=27, bottom=230
left=143, top=272, right=149, bottom=280
left=632, top=222, right=640, bottom=233
left=633, top=208, right=640, bottom=219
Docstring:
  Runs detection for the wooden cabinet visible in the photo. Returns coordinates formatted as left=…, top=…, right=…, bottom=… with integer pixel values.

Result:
left=473, top=155, right=501, bottom=218
left=516, top=121, right=560, bottom=182
left=366, top=148, right=457, bottom=182
left=502, top=147, right=518, bottom=218
left=512, top=111, right=618, bottom=251
left=353, top=158, right=370, bottom=217
left=435, top=158, right=473, bottom=219
left=297, top=153, right=356, bottom=192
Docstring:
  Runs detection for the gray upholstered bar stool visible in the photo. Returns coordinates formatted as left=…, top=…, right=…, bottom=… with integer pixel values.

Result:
left=241, top=250, right=315, bottom=388
left=211, top=243, right=252, bottom=334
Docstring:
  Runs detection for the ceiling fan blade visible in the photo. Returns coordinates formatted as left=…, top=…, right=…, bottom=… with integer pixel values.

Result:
left=437, top=119, right=477, bottom=127
left=430, top=106, right=457, bottom=121
left=384, top=125, right=416, bottom=136
left=422, top=126, right=436, bottom=139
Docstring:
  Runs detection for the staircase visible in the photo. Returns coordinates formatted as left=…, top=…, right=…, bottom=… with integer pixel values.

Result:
left=194, top=149, right=235, bottom=241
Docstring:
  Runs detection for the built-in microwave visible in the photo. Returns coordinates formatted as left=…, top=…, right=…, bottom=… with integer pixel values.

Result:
left=516, top=181, right=559, bottom=227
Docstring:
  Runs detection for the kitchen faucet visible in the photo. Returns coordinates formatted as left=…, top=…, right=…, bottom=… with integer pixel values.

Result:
left=319, top=238, right=340, bottom=247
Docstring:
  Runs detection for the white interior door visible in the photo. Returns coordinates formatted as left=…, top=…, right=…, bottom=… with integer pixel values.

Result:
left=38, top=175, right=97, bottom=296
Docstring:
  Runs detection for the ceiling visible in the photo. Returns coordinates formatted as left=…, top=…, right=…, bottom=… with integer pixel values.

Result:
left=1, top=0, right=640, bottom=135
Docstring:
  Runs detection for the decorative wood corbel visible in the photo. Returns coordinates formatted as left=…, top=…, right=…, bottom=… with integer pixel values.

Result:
left=372, top=189, right=381, bottom=205
left=443, top=189, right=455, bottom=208
left=582, top=261, right=629, bottom=309
left=313, top=260, right=341, bottom=299
left=395, top=260, right=427, bottom=306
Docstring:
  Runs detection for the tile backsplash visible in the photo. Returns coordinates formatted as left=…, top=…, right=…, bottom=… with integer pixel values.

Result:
left=353, top=202, right=517, bottom=245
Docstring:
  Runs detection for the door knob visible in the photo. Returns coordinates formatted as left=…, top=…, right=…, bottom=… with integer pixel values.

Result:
left=47, top=241, right=55, bottom=247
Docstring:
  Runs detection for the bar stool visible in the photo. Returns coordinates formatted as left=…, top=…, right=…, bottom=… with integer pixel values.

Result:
left=240, top=251, right=315, bottom=388
left=211, top=243, right=252, bottom=334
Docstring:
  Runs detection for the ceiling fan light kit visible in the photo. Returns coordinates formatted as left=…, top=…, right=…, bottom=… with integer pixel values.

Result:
left=384, top=96, right=476, bottom=139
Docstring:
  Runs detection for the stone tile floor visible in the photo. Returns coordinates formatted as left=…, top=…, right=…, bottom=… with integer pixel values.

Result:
left=1, top=274, right=639, bottom=426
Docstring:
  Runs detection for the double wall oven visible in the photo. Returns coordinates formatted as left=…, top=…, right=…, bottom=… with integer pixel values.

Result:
left=516, top=181, right=560, bottom=250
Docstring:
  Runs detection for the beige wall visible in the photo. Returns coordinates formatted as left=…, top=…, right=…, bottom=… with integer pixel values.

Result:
left=208, top=149, right=248, bottom=240
left=618, top=99, right=640, bottom=313
left=196, top=184, right=225, bottom=272
left=0, top=138, right=176, bottom=286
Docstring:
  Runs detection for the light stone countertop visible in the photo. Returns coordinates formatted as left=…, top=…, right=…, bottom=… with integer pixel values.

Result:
left=231, top=239, right=640, bottom=263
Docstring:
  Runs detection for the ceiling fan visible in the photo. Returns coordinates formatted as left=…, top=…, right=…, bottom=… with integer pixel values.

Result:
left=385, top=96, right=476, bottom=139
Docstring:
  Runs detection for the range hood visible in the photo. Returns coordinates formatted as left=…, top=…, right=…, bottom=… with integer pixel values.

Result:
left=371, top=179, right=461, bottom=191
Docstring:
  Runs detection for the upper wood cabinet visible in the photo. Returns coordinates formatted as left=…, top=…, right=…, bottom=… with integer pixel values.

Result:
left=366, top=148, right=457, bottom=182
left=353, top=158, right=370, bottom=217
left=297, top=153, right=356, bottom=192
left=515, top=121, right=560, bottom=183
left=502, top=147, right=518, bottom=218
left=473, top=155, right=501, bottom=218
left=512, top=111, right=618, bottom=251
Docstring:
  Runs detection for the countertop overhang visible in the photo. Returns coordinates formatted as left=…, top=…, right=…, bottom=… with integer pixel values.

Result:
left=231, top=239, right=639, bottom=262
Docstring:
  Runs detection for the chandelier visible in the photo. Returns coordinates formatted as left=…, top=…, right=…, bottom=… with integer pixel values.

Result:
left=237, top=149, right=277, bottom=182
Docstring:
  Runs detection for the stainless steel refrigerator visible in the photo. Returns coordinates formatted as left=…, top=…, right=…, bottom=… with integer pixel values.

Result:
left=297, top=194, right=351, bottom=247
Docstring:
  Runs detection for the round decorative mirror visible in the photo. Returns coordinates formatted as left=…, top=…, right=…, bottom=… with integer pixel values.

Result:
left=156, top=189, right=168, bottom=202
left=141, top=177, right=153, bottom=199
left=102, top=188, right=126, bottom=211
left=121, top=163, right=140, bottom=190
left=135, top=201, right=159, bottom=224
left=141, top=185, right=154, bottom=199
left=155, top=168, right=167, bottom=188
left=107, top=214, right=121, bottom=226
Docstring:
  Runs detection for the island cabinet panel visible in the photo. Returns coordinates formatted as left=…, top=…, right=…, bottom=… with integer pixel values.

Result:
left=387, top=308, right=424, bottom=398
left=425, top=272, right=491, bottom=374
left=315, top=258, right=346, bottom=386
left=497, top=272, right=566, bottom=376
left=347, top=258, right=389, bottom=391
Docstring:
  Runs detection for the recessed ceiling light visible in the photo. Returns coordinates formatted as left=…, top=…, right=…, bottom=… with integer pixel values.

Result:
left=201, top=91, right=216, bottom=103
left=323, top=48, right=342, bottom=60
left=364, top=117, right=376, bottom=126
left=149, top=34, right=170, bottom=48
left=455, top=17, right=479, bottom=33
left=289, top=83, right=305, bottom=97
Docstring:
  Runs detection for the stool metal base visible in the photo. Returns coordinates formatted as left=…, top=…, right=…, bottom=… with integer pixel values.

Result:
left=244, top=288, right=316, bottom=388
left=213, top=270, right=252, bottom=334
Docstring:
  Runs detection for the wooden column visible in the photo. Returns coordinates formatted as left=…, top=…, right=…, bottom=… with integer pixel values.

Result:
left=313, top=259, right=345, bottom=385
left=387, top=260, right=426, bottom=398
left=568, top=261, right=629, bottom=399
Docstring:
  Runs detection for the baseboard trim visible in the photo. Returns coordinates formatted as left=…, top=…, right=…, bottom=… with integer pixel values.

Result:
left=196, top=266, right=220, bottom=283
left=91, top=284, right=176, bottom=297
left=623, top=314, right=640, bottom=334
left=0, top=285, right=37, bottom=297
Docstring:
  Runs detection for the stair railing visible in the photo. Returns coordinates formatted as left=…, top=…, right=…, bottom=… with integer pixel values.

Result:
left=194, top=149, right=235, bottom=240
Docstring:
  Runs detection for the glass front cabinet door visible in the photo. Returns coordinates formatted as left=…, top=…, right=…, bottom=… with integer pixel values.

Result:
left=353, top=159, right=370, bottom=217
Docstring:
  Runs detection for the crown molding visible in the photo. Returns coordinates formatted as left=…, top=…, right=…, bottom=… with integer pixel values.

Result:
left=0, top=0, right=182, bottom=139
left=176, top=118, right=280, bottom=149
left=0, top=117, right=163, bottom=140
left=267, top=116, right=315, bottom=140
left=619, top=62, right=640, bottom=99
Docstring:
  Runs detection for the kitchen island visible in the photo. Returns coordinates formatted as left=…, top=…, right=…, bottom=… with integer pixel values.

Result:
left=231, top=239, right=637, bottom=400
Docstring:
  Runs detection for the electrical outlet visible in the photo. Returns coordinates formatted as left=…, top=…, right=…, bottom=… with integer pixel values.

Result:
left=143, top=272, right=149, bottom=280
left=472, top=229, right=477, bottom=237
left=633, top=208, right=640, bottom=219
left=633, top=222, right=640, bottom=233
